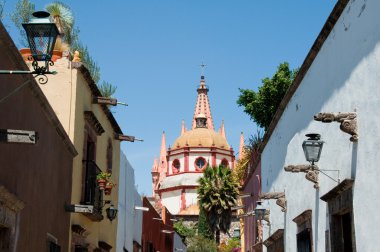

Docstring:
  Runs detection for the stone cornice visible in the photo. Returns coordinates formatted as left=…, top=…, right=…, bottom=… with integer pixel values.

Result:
left=263, top=229, right=284, bottom=247
left=320, top=179, right=354, bottom=202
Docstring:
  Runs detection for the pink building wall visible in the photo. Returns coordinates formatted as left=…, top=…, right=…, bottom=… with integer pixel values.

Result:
left=242, top=153, right=262, bottom=252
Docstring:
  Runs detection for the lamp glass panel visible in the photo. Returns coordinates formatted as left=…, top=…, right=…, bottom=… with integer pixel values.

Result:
left=22, top=23, right=58, bottom=61
left=302, top=140, right=323, bottom=163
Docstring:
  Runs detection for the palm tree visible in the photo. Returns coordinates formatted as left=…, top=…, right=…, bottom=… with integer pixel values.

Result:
left=45, top=1, right=76, bottom=50
left=198, top=165, right=240, bottom=244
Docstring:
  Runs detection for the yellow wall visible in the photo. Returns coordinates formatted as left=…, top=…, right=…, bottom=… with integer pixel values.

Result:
left=39, top=57, right=121, bottom=251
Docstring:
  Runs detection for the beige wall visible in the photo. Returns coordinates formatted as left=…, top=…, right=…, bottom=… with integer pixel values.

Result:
left=39, top=56, right=121, bottom=250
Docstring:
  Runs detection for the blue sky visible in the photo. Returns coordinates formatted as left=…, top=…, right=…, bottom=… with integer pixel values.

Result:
left=3, top=1, right=336, bottom=195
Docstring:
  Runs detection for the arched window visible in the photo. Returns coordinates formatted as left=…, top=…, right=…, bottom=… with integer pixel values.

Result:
left=194, top=157, right=207, bottom=171
left=221, top=159, right=229, bottom=168
left=172, top=159, right=180, bottom=173
left=106, top=139, right=113, bottom=173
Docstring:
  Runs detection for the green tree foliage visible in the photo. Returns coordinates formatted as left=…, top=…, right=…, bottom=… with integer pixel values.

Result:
left=187, top=235, right=218, bottom=252
left=198, top=165, right=240, bottom=244
left=0, top=0, right=5, bottom=21
left=98, top=80, right=117, bottom=98
left=173, top=219, right=196, bottom=245
left=237, top=62, right=298, bottom=130
left=72, top=41, right=101, bottom=83
left=198, top=206, right=213, bottom=239
left=233, top=129, right=263, bottom=183
left=11, top=0, right=35, bottom=47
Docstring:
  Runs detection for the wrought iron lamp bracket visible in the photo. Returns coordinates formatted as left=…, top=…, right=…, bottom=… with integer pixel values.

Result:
left=30, top=56, right=57, bottom=85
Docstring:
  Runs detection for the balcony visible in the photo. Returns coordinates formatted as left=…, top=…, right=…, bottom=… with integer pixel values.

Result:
left=82, top=160, right=104, bottom=222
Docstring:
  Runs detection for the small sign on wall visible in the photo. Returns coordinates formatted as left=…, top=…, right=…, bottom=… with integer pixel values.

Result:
left=0, top=129, right=37, bottom=144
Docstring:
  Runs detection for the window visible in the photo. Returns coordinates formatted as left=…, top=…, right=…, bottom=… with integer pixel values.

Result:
left=321, top=179, right=356, bottom=252
left=0, top=227, right=10, bottom=250
left=221, top=159, right=229, bottom=167
left=297, top=229, right=312, bottom=252
left=48, top=241, right=61, bottom=252
left=194, top=157, right=207, bottom=171
left=293, top=210, right=312, bottom=252
left=83, top=160, right=103, bottom=217
left=172, top=159, right=180, bottom=173
left=47, top=234, right=61, bottom=252
left=106, top=139, right=113, bottom=173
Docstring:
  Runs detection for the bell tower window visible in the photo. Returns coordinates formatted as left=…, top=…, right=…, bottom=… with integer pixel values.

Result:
left=195, top=157, right=207, bottom=171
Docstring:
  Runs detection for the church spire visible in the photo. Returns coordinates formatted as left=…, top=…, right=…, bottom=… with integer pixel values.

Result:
left=238, top=132, right=245, bottom=160
left=159, top=131, right=167, bottom=173
left=181, top=119, right=186, bottom=135
left=192, top=75, right=214, bottom=130
left=218, top=120, right=226, bottom=139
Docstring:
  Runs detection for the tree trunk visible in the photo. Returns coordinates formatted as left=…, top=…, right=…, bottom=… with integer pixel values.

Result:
left=216, top=229, right=220, bottom=245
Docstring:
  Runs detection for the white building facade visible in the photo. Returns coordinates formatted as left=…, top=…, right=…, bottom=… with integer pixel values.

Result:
left=259, top=0, right=380, bottom=251
left=117, top=152, right=143, bottom=252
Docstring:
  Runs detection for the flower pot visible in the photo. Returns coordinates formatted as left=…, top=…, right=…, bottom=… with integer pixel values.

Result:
left=97, top=179, right=106, bottom=190
left=19, top=48, right=32, bottom=61
left=19, top=48, right=62, bottom=62
left=104, top=186, right=112, bottom=195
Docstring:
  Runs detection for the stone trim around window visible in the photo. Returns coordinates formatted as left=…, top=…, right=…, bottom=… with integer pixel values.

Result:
left=263, top=228, right=284, bottom=248
left=84, top=111, right=105, bottom=136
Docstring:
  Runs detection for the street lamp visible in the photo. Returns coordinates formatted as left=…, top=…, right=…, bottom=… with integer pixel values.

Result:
left=302, top=133, right=324, bottom=165
left=0, top=11, right=59, bottom=84
left=106, top=204, right=118, bottom=221
left=254, top=201, right=266, bottom=221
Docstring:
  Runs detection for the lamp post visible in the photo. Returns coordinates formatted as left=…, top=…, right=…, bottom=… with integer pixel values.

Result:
left=0, top=11, right=59, bottom=84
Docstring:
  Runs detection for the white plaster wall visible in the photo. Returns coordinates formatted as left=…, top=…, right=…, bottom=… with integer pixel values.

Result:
left=261, top=1, right=380, bottom=251
left=173, top=232, right=187, bottom=252
left=162, top=190, right=182, bottom=214
left=184, top=189, right=198, bottom=207
left=117, top=152, right=143, bottom=252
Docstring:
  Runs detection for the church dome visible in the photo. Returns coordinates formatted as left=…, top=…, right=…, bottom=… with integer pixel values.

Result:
left=173, top=128, right=230, bottom=149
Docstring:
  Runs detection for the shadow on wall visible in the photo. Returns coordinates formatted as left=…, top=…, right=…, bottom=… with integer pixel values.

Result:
left=262, top=0, right=378, bottom=190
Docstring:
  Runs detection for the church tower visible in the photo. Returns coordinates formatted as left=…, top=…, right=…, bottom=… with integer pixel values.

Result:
left=151, top=75, right=236, bottom=215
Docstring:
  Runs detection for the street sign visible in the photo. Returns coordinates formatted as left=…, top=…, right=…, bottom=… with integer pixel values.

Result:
left=0, top=129, right=37, bottom=144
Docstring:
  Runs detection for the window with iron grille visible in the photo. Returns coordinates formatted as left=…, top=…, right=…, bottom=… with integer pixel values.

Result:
left=47, top=240, right=61, bottom=252
left=83, top=160, right=103, bottom=214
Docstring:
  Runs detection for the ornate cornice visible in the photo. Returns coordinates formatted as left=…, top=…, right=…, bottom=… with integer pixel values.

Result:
left=259, top=192, right=286, bottom=212
left=284, top=164, right=319, bottom=189
left=320, top=179, right=354, bottom=202
left=84, top=111, right=105, bottom=135
left=314, top=112, right=358, bottom=142
left=263, top=229, right=284, bottom=247
left=292, top=209, right=312, bottom=225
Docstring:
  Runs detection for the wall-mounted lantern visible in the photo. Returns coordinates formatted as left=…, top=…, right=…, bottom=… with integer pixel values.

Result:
left=0, top=11, right=59, bottom=84
left=106, top=204, right=118, bottom=221
left=302, top=133, right=324, bottom=165
left=284, top=134, right=323, bottom=188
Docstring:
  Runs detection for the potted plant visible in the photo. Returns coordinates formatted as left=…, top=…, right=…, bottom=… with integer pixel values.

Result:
left=104, top=181, right=116, bottom=195
left=96, top=171, right=111, bottom=190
